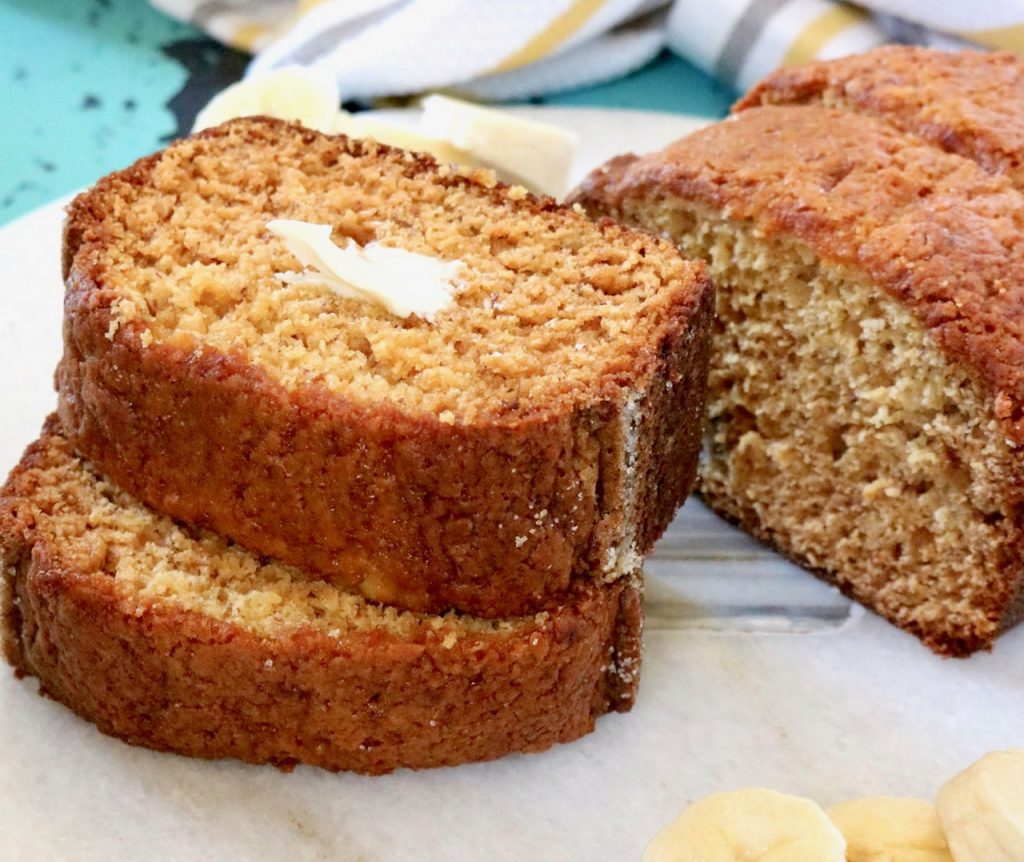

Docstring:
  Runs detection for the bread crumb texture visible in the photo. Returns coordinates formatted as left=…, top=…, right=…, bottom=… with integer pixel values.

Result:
left=68, top=117, right=701, bottom=424
left=570, top=104, right=1024, bottom=653
left=683, top=212, right=1019, bottom=652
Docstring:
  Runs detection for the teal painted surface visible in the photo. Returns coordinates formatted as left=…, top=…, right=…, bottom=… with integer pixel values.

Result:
left=2, top=0, right=734, bottom=226
left=1, top=0, right=204, bottom=224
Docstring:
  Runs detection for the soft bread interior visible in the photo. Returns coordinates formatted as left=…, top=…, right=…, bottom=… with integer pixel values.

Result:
left=72, top=120, right=699, bottom=423
left=627, top=201, right=1020, bottom=652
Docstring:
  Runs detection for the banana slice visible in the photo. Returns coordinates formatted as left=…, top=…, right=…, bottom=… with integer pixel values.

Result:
left=420, top=94, right=578, bottom=197
left=937, top=749, right=1024, bottom=862
left=193, top=66, right=340, bottom=134
left=192, top=85, right=501, bottom=183
left=331, top=112, right=472, bottom=168
left=643, top=788, right=846, bottom=862
left=826, top=797, right=952, bottom=862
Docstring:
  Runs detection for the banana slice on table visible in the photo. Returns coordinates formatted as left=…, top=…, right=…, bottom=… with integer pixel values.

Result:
left=826, top=797, right=952, bottom=862
left=331, top=112, right=471, bottom=169
left=937, top=749, right=1024, bottom=862
left=643, top=788, right=846, bottom=862
left=193, top=67, right=341, bottom=134
left=421, top=94, right=578, bottom=197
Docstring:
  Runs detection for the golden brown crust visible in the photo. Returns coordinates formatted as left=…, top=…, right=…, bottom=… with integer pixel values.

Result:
left=1, top=422, right=642, bottom=775
left=736, top=46, right=1024, bottom=189
left=570, top=104, right=1024, bottom=447
left=57, top=116, right=713, bottom=618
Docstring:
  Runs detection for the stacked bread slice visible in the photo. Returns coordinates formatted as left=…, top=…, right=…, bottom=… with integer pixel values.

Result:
left=2, top=118, right=713, bottom=772
left=571, top=46, right=1024, bottom=656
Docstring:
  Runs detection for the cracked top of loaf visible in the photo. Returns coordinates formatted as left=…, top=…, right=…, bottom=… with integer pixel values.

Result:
left=736, top=46, right=1024, bottom=189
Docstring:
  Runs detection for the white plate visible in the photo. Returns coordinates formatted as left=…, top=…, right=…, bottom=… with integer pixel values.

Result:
left=1, top=107, right=1021, bottom=862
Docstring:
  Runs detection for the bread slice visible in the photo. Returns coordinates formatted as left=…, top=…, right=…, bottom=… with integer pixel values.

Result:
left=736, top=46, right=1024, bottom=191
left=1, top=419, right=641, bottom=774
left=58, top=117, right=713, bottom=618
left=570, top=104, right=1024, bottom=655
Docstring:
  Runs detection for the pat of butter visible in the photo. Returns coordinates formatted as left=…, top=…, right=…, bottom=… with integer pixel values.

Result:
left=191, top=68, right=578, bottom=196
left=420, top=95, right=578, bottom=198
left=193, top=67, right=340, bottom=134
left=267, top=219, right=463, bottom=320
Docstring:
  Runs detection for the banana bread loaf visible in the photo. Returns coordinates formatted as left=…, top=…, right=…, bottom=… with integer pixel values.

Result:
left=1, top=419, right=641, bottom=774
left=571, top=104, right=1024, bottom=655
left=736, top=46, right=1024, bottom=191
left=58, top=116, right=713, bottom=619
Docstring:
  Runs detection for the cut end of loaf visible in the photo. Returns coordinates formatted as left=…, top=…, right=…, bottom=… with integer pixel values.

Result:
left=572, top=166, right=1024, bottom=653
left=620, top=199, right=1022, bottom=654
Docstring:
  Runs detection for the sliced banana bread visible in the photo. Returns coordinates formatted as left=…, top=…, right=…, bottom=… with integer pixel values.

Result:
left=58, top=116, right=713, bottom=619
left=737, top=46, right=1024, bottom=191
left=571, top=104, right=1024, bottom=655
left=1, top=419, right=641, bottom=774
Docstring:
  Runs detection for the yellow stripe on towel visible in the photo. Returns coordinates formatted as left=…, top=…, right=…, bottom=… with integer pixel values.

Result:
left=782, top=4, right=869, bottom=67
left=486, top=0, right=607, bottom=74
left=963, top=24, right=1024, bottom=53
left=230, top=22, right=273, bottom=53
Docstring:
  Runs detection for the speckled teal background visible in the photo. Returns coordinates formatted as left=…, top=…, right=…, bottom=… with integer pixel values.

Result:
left=1, top=0, right=735, bottom=225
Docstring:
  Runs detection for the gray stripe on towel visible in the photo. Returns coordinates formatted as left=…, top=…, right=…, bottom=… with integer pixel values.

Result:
left=714, top=0, right=791, bottom=85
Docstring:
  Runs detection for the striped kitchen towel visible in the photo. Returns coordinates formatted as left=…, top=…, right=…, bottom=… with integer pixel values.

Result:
left=150, top=0, right=1024, bottom=98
